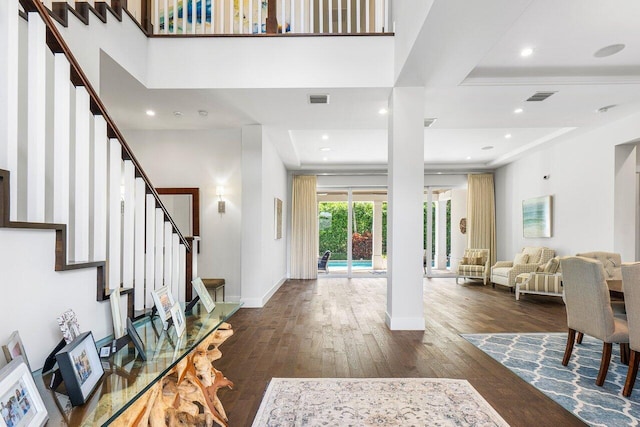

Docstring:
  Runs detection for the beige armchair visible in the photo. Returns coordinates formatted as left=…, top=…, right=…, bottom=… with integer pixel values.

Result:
left=576, top=252, right=621, bottom=280
left=456, top=249, right=490, bottom=285
left=491, top=247, right=555, bottom=289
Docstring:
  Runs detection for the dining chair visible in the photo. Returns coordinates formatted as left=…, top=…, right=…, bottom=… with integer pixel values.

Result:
left=560, top=256, right=629, bottom=386
left=621, top=262, right=640, bottom=396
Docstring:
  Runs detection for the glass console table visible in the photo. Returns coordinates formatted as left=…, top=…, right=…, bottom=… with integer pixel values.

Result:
left=34, top=302, right=242, bottom=426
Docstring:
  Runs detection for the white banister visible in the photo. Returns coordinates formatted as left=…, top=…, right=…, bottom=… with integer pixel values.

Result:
left=53, top=54, right=70, bottom=228
left=155, top=208, right=164, bottom=288
left=27, top=12, right=46, bottom=223
left=74, top=87, right=91, bottom=262
left=108, top=138, right=122, bottom=290
left=145, top=195, right=156, bottom=307
left=92, top=116, right=108, bottom=261
left=134, top=178, right=146, bottom=311
left=122, top=160, right=135, bottom=287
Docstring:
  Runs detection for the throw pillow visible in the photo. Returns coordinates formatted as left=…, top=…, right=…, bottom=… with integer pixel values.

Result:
left=513, top=253, right=529, bottom=265
left=461, top=256, right=470, bottom=265
left=543, top=257, right=560, bottom=274
left=471, top=257, right=485, bottom=265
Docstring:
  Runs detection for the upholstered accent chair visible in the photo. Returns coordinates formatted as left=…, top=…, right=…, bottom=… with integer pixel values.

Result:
left=456, top=249, right=490, bottom=285
left=491, top=247, right=555, bottom=289
left=560, top=257, right=629, bottom=386
left=318, top=251, right=331, bottom=273
left=622, top=262, right=640, bottom=397
left=515, top=256, right=562, bottom=300
left=576, top=252, right=622, bottom=280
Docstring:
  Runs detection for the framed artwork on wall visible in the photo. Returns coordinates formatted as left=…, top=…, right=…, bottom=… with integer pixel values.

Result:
left=523, top=195, right=552, bottom=238
left=0, top=357, right=48, bottom=426
left=274, top=198, right=283, bottom=240
left=55, top=332, right=104, bottom=406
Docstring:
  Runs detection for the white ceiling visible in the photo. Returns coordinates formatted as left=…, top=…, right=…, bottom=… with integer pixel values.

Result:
left=101, top=0, right=640, bottom=172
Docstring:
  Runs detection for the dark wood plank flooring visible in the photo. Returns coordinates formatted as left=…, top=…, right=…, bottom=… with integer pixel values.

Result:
left=214, top=278, right=585, bottom=426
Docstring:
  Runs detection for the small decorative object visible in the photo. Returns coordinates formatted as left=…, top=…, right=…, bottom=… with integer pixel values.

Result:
left=459, top=218, right=467, bottom=234
left=151, top=287, right=176, bottom=330
left=191, top=277, right=216, bottom=313
left=274, top=198, right=283, bottom=239
left=2, top=331, right=30, bottom=370
left=523, top=195, right=552, bottom=238
left=55, top=332, right=104, bottom=406
left=109, top=288, right=125, bottom=339
left=126, top=318, right=147, bottom=361
left=99, top=347, right=111, bottom=358
left=170, top=304, right=186, bottom=338
left=0, top=357, right=48, bottom=426
left=57, top=309, right=81, bottom=344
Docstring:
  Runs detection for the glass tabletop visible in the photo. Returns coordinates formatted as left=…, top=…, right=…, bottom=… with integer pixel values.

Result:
left=35, top=302, right=242, bottom=426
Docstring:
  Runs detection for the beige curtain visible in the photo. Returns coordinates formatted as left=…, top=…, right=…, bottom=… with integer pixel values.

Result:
left=467, top=174, right=497, bottom=267
left=290, top=175, right=318, bottom=279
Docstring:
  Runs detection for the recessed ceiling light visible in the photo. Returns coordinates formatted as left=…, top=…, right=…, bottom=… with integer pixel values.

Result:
left=597, top=104, right=617, bottom=113
left=173, top=111, right=182, bottom=117
left=198, top=110, right=208, bottom=117
left=594, top=44, right=625, bottom=58
left=482, top=146, right=494, bottom=151
left=320, top=147, right=331, bottom=152
left=466, top=156, right=472, bottom=160
left=322, top=157, right=328, bottom=161
left=514, top=108, right=523, bottom=114
left=504, top=133, right=512, bottom=139
left=379, top=108, right=388, bottom=115
left=520, top=47, right=534, bottom=57
left=437, top=172, right=443, bottom=175
left=146, top=110, right=155, bottom=116
left=322, top=134, right=329, bottom=140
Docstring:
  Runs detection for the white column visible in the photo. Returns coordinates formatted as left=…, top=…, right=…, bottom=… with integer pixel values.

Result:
left=0, top=0, right=19, bottom=221
left=92, top=116, right=108, bottom=261
left=27, top=13, right=46, bottom=223
left=108, top=139, right=122, bottom=290
left=434, top=199, right=447, bottom=269
left=347, top=188, right=353, bottom=276
left=425, top=188, right=432, bottom=276
left=386, top=87, right=425, bottom=331
left=372, top=200, right=383, bottom=269
left=122, top=160, right=135, bottom=287
left=134, top=178, right=146, bottom=311
left=145, top=195, right=156, bottom=307
left=53, top=54, right=70, bottom=228
left=74, top=87, right=91, bottom=262
left=450, top=188, right=467, bottom=273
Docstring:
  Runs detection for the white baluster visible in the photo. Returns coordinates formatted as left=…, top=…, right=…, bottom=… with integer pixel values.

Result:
left=154, top=0, right=159, bottom=33
left=145, top=195, right=156, bottom=307
left=356, top=0, right=360, bottom=33
left=319, top=0, right=323, bottom=33
left=108, top=139, right=122, bottom=290
left=328, top=0, right=332, bottom=33
left=220, top=0, right=225, bottom=33
left=163, top=0, right=169, bottom=33
left=164, top=222, right=172, bottom=294
left=134, top=178, right=146, bottom=312
left=338, top=0, right=342, bottom=33
left=347, top=0, right=351, bottom=33
left=365, top=0, right=369, bottom=32
left=258, top=0, right=262, bottom=33
left=249, top=0, right=253, bottom=34
left=172, top=233, right=180, bottom=301
left=27, top=12, right=46, bottom=223
left=74, top=87, right=91, bottom=262
left=53, top=54, right=70, bottom=228
left=281, top=0, right=285, bottom=33
left=179, top=244, right=187, bottom=303
left=92, top=116, right=107, bottom=261
left=299, top=0, right=304, bottom=33
left=384, top=0, right=388, bottom=32
left=155, top=208, right=164, bottom=288
left=192, top=237, right=199, bottom=278
left=309, top=0, right=313, bottom=32
left=122, top=160, right=135, bottom=287
left=239, top=0, right=244, bottom=33
left=172, top=0, right=178, bottom=33
left=228, top=0, right=233, bottom=34
left=290, top=0, right=295, bottom=32
left=191, top=0, right=196, bottom=33
left=374, top=0, right=382, bottom=32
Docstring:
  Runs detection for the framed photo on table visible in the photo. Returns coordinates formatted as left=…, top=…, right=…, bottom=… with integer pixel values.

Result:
left=170, top=304, right=186, bottom=338
left=110, top=288, right=125, bottom=339
left=0, top=357, right=48, bottom=427
left=55, top=332, right=104, bottom=406
left=191, top=277, right=216, bottom=313
left=2, top=331, right=30, bottom=370
left=151, top=287, right=176, bottom=330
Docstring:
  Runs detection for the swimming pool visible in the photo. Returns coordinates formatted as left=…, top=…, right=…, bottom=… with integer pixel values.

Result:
left=328, top=260, right=373, bottom=268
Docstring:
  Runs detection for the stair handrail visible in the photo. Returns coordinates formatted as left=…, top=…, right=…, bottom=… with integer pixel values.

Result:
left=20, top=0, right=190, bottom=251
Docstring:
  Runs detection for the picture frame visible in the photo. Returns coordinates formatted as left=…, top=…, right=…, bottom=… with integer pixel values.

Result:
left=274, top=197, right=283, bottom=240
left=55, top=331, right=104, bottom=406
left=522, top=195, right=552, bottom=238
left=191, top=277, right=216, bottom=313
left=2, top=331, right=30, bottom=370
left=151, top=286, right=176, bottom=330
left=109, top=288, right=125, bottom=339
left=57, top=309, right=81, bottom=344
left=0, top=357, right=48, bottom=427
left=169, top=304, right=186, bottom=338
left=126, top=318, right=147, bottom=361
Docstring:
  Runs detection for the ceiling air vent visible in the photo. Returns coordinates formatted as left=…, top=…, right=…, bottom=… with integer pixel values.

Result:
left=424, top=118, right=437, bottom=128
left=526, top=91, right=557, bottom=102
left=308, top=94, right=330, bottom=104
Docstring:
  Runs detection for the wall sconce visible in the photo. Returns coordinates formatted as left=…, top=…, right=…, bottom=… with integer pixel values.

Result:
left=216, top=186, right=225, bottom=213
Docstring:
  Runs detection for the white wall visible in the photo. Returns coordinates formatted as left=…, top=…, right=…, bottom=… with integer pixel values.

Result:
left=495, top=112, right=640, bottom=261
left=392, top=0, right=432, bottom=81
left=124, top=129, right=243, bottom=299
left=449, top=187, right=467, bottom=270
left=0, top=228, right=109, bottom=371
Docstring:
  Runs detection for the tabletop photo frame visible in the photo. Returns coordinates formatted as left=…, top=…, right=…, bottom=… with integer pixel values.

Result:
left=170, top=304, right=186, bottom=338
left=191, top=277, right=216, bottom=313
left=0, top=356, right=48, bottom=427
left=126, top=318, right=147, bottom=361
left=55, top=332, right=104, bottom=406
left=2, top=331, right=30, bottom=370
left=151, top=286, right=176, bottom=330
left=109, top=288, right=125, bottom=339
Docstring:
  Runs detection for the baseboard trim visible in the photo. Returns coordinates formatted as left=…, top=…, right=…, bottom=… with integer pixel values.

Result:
left=385, top=312, right=425, bottom=331
left=240, top=276, right=287, bottom=308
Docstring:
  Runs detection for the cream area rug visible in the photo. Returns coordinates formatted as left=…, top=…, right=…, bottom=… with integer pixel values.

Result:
left=251, top=377, right=509, bottom=426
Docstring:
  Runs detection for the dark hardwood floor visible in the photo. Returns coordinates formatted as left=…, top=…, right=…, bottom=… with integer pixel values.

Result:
left=214, top=277, right=585, bottom=426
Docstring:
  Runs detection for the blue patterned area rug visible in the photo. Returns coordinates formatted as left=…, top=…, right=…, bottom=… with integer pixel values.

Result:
left=463, top=333, right=640, bottom=427
left=252, top=377, right=509, bottom=426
